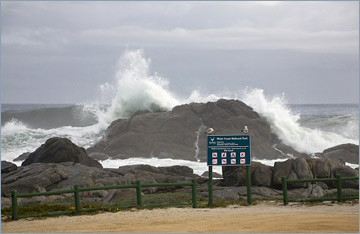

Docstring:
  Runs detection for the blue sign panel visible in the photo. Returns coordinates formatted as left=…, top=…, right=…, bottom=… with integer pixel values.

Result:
left=207, top=135, right=251, bottom=166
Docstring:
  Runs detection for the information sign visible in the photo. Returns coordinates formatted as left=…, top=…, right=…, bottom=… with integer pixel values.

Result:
left=207, top=135, right=251, bottom=166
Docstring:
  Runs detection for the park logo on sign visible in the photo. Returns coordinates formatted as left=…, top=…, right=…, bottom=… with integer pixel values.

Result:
left=240, top=159, right=246, bottom=164
left=230, top=159, right=236, bottom=164
left=221, top=152, right=227, bottom=158
left=230, top=152, right=236, bottom=157
left=221, top=159, right=227, bottom=164
left=212, top=159, right=218, bottom=165
left=212, top=152, right=218, bottom=158
left=240, top=152, right=246, bottom=158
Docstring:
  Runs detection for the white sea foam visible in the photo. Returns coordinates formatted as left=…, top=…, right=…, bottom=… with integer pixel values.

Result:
left=93, top=49, right=180, bottom=127
left=241, top=88, right=358, bottom=154
left=100, top=157, right=223, bottom=176
left=1, top=119, right=104, bottom=164
left=345, top=162, right=359, bottom=169
left=252, top=158, right=289, bottom=167
left=100, top=157, right=299, bottom=176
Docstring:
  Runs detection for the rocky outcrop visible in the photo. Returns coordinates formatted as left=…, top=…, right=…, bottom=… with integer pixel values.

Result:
left=223, top=158, right=359, bottom=190
left=318, top=144, right=359, bottom=164
left=2, top=158, right=358, bottom=207
left=87, top=99, right=295, bottom=162
left=1, top=162, right=200, bottom=199
left=22, top=137, right=102, bottom=169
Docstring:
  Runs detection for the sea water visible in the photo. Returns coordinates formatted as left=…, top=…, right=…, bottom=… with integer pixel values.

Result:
left=1, top=49, right=359, bottom=175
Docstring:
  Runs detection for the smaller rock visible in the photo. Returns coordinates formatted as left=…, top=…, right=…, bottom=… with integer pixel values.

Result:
left=22, top=137, right=102, bottom=169
left=301, top=184, right=324, bottom=198
left=201, top=171, right=222, bottom=178
left=322, top=143, right=359, bottom=164
left=13, top=152, right=30, bottom=162
left=1, top=161, right=17, bottom=174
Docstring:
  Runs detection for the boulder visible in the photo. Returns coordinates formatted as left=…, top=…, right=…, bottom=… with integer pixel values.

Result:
left=87, top=99, right=294, bottom=162
left=307, top=158, right=344, bottom=178
left=1, top=161, right=17, bottom=174
left=272, top=158, right=313, bottom=188
left=321, top=144, right=359, bottom=164
left=272, top=159, right=295, bottom=188
left=13, top=152, right=30, bottom=162
left=201, top=171, right=222, bottom=178
left=222, top=162, right=272, bottom=187
left=332, top=167, right=359, bottom=189
left=22, top=137, right=102, bottom=169
left=223, top=158, right=358, bottom=190
left=301, top=184, right=325, bottom=198
left=252, top=163, right=273, bottom=187
left=293, top=158, right=313, bottom=179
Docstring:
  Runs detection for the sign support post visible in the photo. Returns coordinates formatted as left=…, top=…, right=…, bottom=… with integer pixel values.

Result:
left=246, top=165, right=252, bottom=205
left=208, top=166, right=213, bottom=207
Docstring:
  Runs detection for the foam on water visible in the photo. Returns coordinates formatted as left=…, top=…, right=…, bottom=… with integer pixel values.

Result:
left=93, top=49, right=180, bottom=127
left=241, top=88, right=358, bottom=154
left=1, top=119, right=104, bottom=163
left=99, top=157, right=313, bottom=176
left=99, top=157, right=223, bottom=176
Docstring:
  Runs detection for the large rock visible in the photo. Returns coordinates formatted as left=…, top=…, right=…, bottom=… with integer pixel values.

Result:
left=222, top=162, right=272, bottom=187
left=307, top=158, right=344, bottom=178
left=87, top=99, right=292, bottom=162
left=321, top=144, right=359, bottom=164
left=272, top=158, right=313, bottom=188
left=22, top=137, right=102, bottom=169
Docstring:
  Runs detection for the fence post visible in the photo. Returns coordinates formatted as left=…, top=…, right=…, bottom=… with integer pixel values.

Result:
left=336, top=175, right=342, bottom=202
left=11, top=190, right=18, bottom=220
left=136, top=180, right=143, bottom=208
left=74, top=185, right=81, bottom=213
left=192, top=179, right=197, bottom=208
left=282, top=176, right=288, bottom=206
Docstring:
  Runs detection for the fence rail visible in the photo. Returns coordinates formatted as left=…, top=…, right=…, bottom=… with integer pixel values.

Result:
left=10, top=179, right=197, bottom=220
left=282, top=175, right=359, bottom=205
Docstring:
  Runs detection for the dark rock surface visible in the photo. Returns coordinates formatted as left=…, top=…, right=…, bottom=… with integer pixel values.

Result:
left=1, top=158, right=358, bottom=207
left=22, top=137, right=102, bottom=169
left=319, top=143, right=359, bottom=164
left=1, top=162, right=200, bottom=199
left=223, top=158, right=359, bottom=190
left=13, top=152, right=30, bottom=162
left=222, top=162, right=273, bottom=187
left=87, top=99, right=295, bottom=162
left=1, top=161, right=18, bottom=174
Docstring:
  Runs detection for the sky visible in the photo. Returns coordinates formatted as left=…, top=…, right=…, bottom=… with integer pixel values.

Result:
left=1, top=1, right=359, bottom=104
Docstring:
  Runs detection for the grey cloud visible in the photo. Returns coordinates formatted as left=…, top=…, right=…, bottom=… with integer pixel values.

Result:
left=1, top=1, right=358, bottom=104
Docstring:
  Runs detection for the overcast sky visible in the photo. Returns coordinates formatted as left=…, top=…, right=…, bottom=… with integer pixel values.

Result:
left=1, top=1, right=359, bottom=104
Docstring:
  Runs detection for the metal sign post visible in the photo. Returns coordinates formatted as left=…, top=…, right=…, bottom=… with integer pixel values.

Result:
left=207, top=135, right=252, bottom=206
left=208, top=165, right=213, bottom=207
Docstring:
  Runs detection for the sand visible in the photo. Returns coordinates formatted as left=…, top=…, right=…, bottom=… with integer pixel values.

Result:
left=2, top=202, right=359, bottom=233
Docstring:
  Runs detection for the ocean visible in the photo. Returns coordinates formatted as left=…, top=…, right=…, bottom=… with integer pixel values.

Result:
left=1, top=50, right=359, bottom=175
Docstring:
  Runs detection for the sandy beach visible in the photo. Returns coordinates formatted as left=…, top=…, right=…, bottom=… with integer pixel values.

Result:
left=2, top=202, right=358, bottom=233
